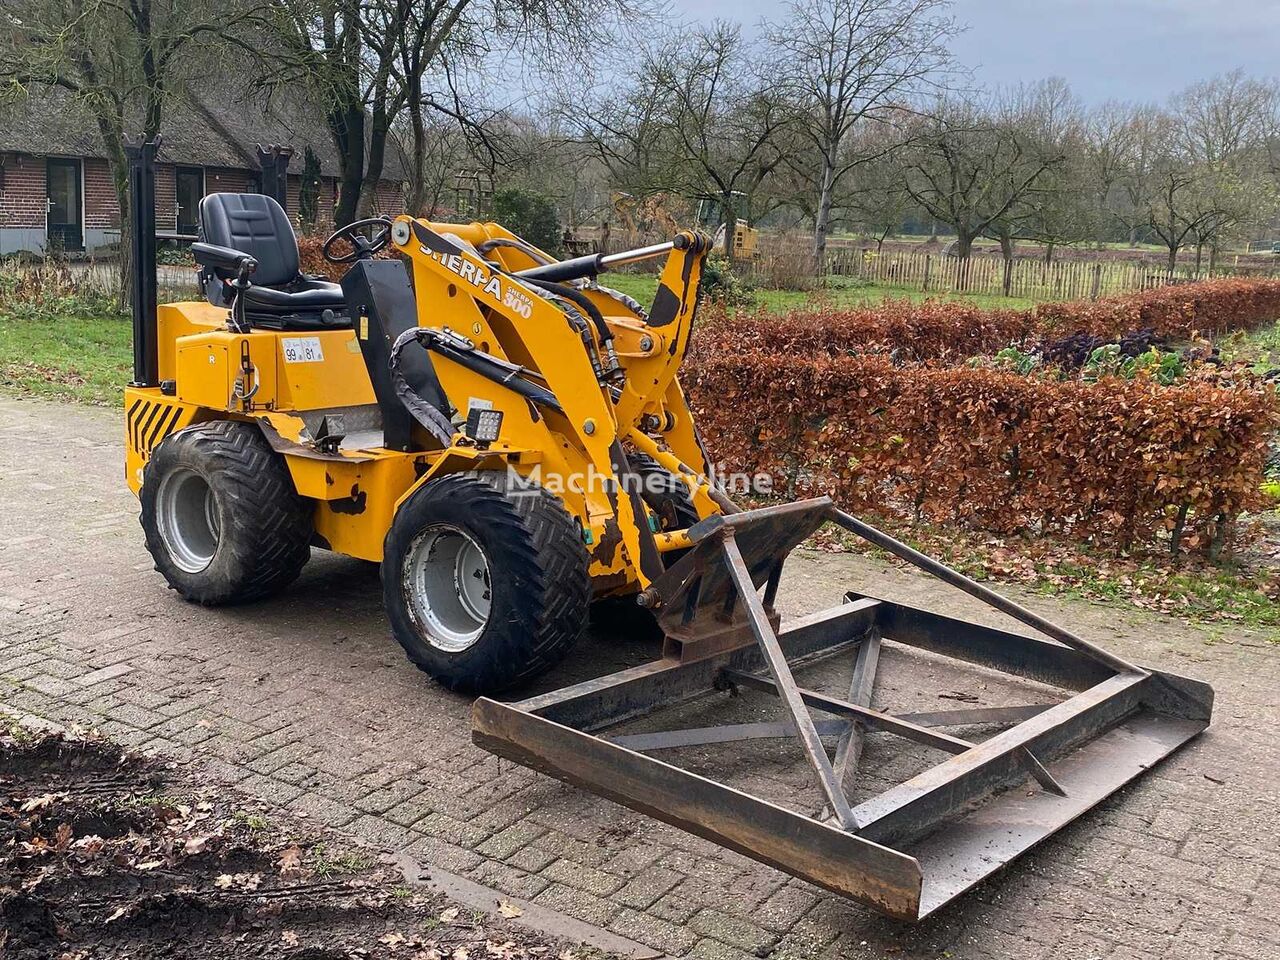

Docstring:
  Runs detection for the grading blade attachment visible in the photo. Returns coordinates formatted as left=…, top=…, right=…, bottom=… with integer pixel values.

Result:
left=473, top=499, right=1212, bottom=921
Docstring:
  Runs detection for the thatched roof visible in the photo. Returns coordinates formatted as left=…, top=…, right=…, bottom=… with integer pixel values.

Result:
left=0, top=80, right=409, bottom=182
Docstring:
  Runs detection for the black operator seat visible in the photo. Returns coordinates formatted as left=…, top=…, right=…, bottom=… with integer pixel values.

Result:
left=195, top=193, right=350, bottom=331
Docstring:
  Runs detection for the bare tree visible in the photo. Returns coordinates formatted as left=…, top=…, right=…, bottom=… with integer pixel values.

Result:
left=899, top=98, right=1062, bottom=260
left=640, top=23, right=798, bottom=258
left=265, top=0, right=644, bottom=226
left=763, top=0, right=956, bottom=266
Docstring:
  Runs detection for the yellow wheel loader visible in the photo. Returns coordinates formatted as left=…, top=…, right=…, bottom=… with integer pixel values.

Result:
left=123, top=141, right=1212, bottom=921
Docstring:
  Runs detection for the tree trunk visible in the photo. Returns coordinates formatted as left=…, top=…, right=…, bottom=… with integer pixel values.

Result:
left=1194, top=241, right=1203, bottom=276
left=331, top=101, right=365, bottom=228
left=1209, top=242, right=1220, bottom=275
left=721, top=192, right=737, bottom=264
left=954, top=232, right=974, bottom=291
left=1166, top=245, right=1178, bottom=277
left=407, top=96, right=429, bottom=216
left=1043, top=241, right=1055, bottom=265
left=358, top=103, right=392, bottom=219
left=92, top=112, right=131, bottom=311
left=998, top=233, right=1014, bottom=264
left=812, top=150, right=837, bottom=275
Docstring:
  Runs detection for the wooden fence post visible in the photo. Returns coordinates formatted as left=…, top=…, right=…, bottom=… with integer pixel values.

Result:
left=922, top=255, right=931, bottom=292
left=1090, top=263, right=1102, bottom=300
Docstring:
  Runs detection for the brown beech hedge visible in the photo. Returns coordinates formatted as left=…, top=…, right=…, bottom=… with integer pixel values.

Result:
left=686, top=345, right=1279, bottom=556
left=708, top=277, right=1280, bottom=362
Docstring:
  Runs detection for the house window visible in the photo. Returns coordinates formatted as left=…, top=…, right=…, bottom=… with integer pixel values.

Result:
left=176, top=166, right=205, bottom=237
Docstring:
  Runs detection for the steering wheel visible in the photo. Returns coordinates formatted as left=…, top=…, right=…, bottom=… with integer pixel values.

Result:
left=323, top=217, right=394, bottom=264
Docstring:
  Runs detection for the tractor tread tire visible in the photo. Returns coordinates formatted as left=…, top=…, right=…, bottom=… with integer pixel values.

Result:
left=383, top=471, right=589, bottom=694
left=140, top=420, right=312, bottom=606
left=629, top=452, right=700, bottom=535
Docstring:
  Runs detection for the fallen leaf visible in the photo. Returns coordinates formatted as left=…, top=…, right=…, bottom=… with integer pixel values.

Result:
left=214, top=874, right=236, bottom=890
left=496, top=901, right=523, bottom=919
left=184, top=835, right=211, bottom=855
left=104, top=906, right=127, bottom=924
left=380, top=932, right=407, bottom=946
left=53, top=824, right=72, bottom=852
left=439, top=907, right=459, bottom=923
left=278, top=844, right=304, bottom=875
left=136, top=860, right=165, bottom=871
left=20, top=794, right=57, bottom=813
left=281, top=930, right=300, bottom=948
left=452, top=949, right=469, bottom=960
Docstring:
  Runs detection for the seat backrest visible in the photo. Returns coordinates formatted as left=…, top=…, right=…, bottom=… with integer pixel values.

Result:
left=198, top=193, right=299, bottom=288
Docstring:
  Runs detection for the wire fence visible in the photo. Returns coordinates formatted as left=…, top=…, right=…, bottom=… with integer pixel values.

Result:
left=818, top=246, right=1280, bottom=301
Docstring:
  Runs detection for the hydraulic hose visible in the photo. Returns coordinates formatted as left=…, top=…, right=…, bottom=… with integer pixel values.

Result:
left=518, top=275, right=614, bottom=345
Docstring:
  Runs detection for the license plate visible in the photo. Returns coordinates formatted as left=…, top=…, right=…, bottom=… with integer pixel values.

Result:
left=281, top=336, right=324, bottom=364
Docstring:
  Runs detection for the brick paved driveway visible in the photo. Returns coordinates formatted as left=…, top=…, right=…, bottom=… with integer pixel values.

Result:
left=1, top=396, right=1276, bottom=959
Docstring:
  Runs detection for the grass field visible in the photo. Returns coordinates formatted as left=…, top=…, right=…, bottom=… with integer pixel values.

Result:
left=0, top=298, right=131, bottom=405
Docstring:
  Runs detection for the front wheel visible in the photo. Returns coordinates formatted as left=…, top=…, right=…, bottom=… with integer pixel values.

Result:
left=140, top=421, right=312, bottom=605
left=382, top=471, right=590, bottom=693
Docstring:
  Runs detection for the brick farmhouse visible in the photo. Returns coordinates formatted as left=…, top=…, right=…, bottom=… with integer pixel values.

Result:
left=0, top=83, right=409, bottom=256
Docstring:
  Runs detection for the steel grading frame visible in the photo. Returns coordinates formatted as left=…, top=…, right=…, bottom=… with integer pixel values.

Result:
left=473, top=499, right=1214, bottom=921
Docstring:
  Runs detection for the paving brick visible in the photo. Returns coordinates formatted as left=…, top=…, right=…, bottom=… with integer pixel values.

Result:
left=688, top=907, right=775, bottom=954
left=607, top=907, right=699, bottom=955
left=537, top=857, right=625, bottom=898
left=531, top=881, right=619, bottom=927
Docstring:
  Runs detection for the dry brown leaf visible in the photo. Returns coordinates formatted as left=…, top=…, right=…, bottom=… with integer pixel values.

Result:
left=53, top=824, right=72, bottom=852
left=438, top=907, right=459, bottom=923
left=281, top=930, right=300, bottom=948
left=380, top=933, right=407, bottom=946
left=183, top=836, right=211, bottom=855
left=496, top=901, right=523, bottom=919
left=214, top=874, right=236, bottom=889
left=278, top=844, right=304, bottom=875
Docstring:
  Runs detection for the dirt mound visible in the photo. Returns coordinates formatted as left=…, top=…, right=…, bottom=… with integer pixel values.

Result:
left=0, top=723, right=591, bottom=960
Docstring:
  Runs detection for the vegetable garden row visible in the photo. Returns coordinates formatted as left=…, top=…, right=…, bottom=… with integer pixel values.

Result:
left=686, top=278, right=1280, bottom=557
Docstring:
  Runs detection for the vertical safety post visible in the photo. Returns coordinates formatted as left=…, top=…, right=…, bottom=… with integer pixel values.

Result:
left=126, top=139, right=160, bottom=388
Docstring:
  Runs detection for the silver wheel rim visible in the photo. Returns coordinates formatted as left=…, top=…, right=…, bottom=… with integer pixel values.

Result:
left=404, top=525, right=492, bottom=653
left=156, top=467, right=220, bottom=574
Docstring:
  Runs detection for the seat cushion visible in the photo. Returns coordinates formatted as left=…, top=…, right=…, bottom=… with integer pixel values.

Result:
left=199, top=193, right=300, bottom=288
left=242, top=281, right=346, bottom=314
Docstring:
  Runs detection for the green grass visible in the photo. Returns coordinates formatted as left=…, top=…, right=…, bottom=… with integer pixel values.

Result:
left=1218, top=318, right=1280, bottom=371
left=0, top=298, right=130, bottom=405
left=601, top=272, right=1037, bottom=313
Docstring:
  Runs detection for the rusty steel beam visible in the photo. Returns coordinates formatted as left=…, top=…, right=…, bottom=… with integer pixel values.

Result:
left=833, top=510, right=1143, bottom=677
left=472, top=697, right=925, bottom=920
left=721, top=532, right=860, bottom=831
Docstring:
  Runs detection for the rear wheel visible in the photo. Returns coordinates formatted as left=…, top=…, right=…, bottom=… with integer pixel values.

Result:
left=140, top=421, right=312, bottom=605
left=383, top=471, right=590, bottom=693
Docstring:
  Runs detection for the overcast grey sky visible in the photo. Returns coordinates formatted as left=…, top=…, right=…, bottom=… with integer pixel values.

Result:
left=687, top=0, right=1280, bottom=104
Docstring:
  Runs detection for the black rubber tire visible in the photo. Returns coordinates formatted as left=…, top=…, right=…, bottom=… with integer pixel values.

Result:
left=383, top=471, right=590, bottom=693
left=140, top=421, right=312, bottom=605
left=630, top=452, right=700, bottom=564
left=590, top=453, right=701, bottom=641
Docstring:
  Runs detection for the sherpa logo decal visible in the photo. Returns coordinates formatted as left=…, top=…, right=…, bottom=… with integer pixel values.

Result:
left=419, top=248, right=535, bottom=319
